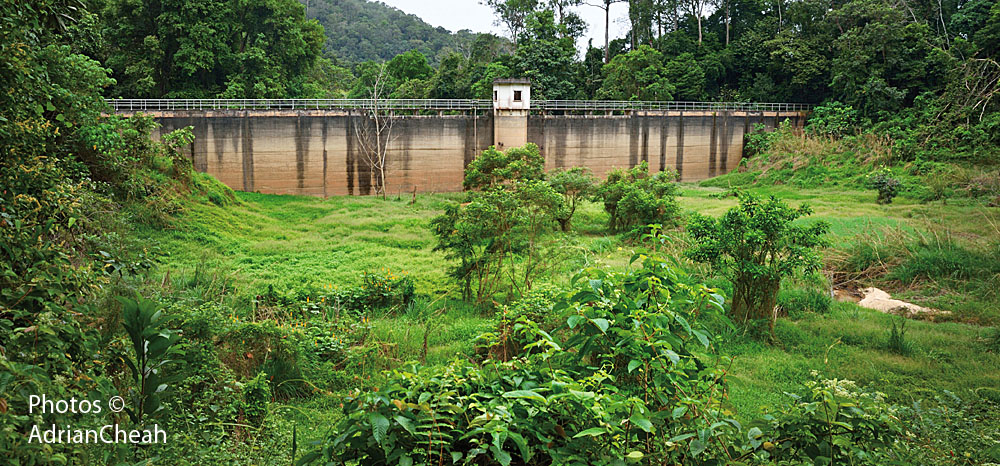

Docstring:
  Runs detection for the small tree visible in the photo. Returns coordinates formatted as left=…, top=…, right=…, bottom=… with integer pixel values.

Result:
left=118, top=295, right=179, bottom=426
left=464, top=143, right=546, bottom=190
left=354, top=63, right=395, bottom=198
left=434, top=144, right=561, bottom=305
left=596, top=161, right=680, bottom=232
left=685, top=193, right=829, bottom=330
left=866, top=168, right=901, bottom=204
left=548, top=166, right=596, bottom=231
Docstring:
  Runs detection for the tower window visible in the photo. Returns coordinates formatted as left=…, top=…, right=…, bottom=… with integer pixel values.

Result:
left=513, top=90, right=522, bottom=101
left=493, top=90, right=498, bottom=101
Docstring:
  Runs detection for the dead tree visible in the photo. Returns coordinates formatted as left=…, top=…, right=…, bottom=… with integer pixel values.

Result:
left=354, top=64, right=395, bottom=199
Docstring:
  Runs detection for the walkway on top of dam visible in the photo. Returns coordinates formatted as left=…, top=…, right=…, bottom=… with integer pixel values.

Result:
left=106, top=98, right=811, bottom=114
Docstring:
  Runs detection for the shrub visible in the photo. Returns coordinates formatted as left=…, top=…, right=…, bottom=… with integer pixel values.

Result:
left=476, top=284, right=561, bottom=361
left=303, top=256, right=741, bottom=465
left=238, top=372, right=272, bottom=425
left=596, top=161, right=680, bottom=232
left=463, top=143, right=545, bottom=190
left=886, top=316, right=914, bottom=355
left=351, top=268, right=415, bottom=312
left=777, top=288, right=832, bottom=317
left=744, top=123, right=776, bottom=157
left=218, top=321, right=305, bottom=398
left=548, top=166, right=597, bottom=231
left=434, top=146, right=564, bottom=305
left=894, top=392, right=1000, bottom=464
left=805, top=101, right=858, bottom=138
left=118, top=295, right=181, bottom=425
left=686, top=193, right=830, bottom=330
left=750, top=374, right=903, bottom=465
left=866, top=168, right=901, bottom=204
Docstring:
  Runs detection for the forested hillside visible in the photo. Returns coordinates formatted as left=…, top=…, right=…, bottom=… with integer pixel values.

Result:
left=302, top=0, right=480, bottom=63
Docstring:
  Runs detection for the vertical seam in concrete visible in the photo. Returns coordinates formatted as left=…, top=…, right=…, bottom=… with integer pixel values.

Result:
left=346, top=112, right=355, bottom=196
left=641, top=116, right=649, bottom=165
left=720, top=111, right=729, bottom=173
left=321, top=118, right=328, bottom=198
left=709, top=112, right=718, bottom=178
left=675, top=111, right=685, bottom=180
left=628, top=113, right=638, bottom=168
left=659, top=115, right=668, bottom=172
left=241, top=115, right=254, bottom=192
left=296, top=116, right=306, bottom=190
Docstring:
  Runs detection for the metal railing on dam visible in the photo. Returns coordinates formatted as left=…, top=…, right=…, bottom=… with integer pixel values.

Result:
left=106, top=98, right=810, bottom=113
left=534, top=100, right=811, bottom=112
left=107, top=98, right=493, bottom=111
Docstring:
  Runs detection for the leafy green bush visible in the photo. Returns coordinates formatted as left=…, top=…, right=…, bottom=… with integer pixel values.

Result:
left=463, top=143, right=546, bottom=190
left=434, top=145, right=564, bottom=305
left=218, top=321, right=305, bottom=399
left=866, top=168, right=901, bottom=204
left=805, top=101, right=858, bottom=138
left=328, top=268, right=415, bottom=314
left=118, top=295, right=181, bottom=425
left=744, top=123, right=777, bottom=157
left=894, top=392, right=1000, bottom=464
left=686, top=193, right=830, bottom=330
left=548, top=166, right=597, bottom=231
left=475, top=284, right=561, bottom=361
left=238, top=372, right=273, bottom=425
left=750, top=374, right=904, bottom=465
left=303, top=256, right=743, bottom=465
left=596, top=161, right=680, bottom=232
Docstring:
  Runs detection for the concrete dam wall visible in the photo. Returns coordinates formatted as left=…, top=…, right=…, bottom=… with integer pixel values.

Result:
left=126, top=106, right=806, bottom=197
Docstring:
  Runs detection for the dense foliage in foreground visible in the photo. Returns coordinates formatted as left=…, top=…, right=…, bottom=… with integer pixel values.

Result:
left=306, top=256, right=996, bottom=465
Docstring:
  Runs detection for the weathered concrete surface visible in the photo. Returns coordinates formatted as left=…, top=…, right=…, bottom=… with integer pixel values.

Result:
left=527, top=111, right=803, bottom=181
left=128, top=108, right=805, bottom=196
left=145, top=110, right=493, bottom=196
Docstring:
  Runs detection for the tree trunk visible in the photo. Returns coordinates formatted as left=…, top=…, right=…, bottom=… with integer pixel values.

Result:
left=731, top=277, right=781, bottom=330
left=604, top=1, right=611, bottom=63
left=725, top=0, right=730, bottom=45
left=697, top=15, right=702, bottom=43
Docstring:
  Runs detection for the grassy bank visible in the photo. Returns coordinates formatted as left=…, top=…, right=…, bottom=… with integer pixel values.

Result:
left=142, top=185, right=1000, bottom=407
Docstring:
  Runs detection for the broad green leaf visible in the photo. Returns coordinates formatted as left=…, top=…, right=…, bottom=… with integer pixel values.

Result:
left=394, top=415, right=416, bottom=435
left=627, top=359, right=642, bottom=373
left=689, top=438, right=707, bottom=456
left=370, top=413, right=390, bottom=445
left=591, top=318, right=610, bottom=333
left=573, top=427, right=606, bottom=438
left=629, top=414, right=653, bottom=433
left=503, top=390, right=547, bottom=403
left=490, top=445, right=512, bottom=466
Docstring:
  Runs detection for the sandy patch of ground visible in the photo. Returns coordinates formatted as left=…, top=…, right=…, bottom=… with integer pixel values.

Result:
left=855, top=287, right=952, bottom=319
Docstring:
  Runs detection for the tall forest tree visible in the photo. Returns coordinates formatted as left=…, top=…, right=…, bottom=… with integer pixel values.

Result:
left=101, top=0, right=324, bottom=98
left=484, top=0, right=540, bottom=46
left=589, top=0, right=628, bottom=63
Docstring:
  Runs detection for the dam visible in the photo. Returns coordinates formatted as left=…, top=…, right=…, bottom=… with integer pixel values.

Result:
left=110, top=82, right=808, bottom=197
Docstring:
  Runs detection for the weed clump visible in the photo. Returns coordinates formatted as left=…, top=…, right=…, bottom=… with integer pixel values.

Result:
left=866, top=168, right=901, bottom=204
left=777, top=288, right=832, bottom=318
left=886, top=317, right=914, bottom=355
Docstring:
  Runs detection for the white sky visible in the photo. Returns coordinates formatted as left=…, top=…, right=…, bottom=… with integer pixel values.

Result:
left=375, top=0, right=632, bottom=52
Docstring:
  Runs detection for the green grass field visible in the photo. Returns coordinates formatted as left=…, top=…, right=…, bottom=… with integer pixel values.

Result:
left=139, top=183, right=1000, bottom=460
